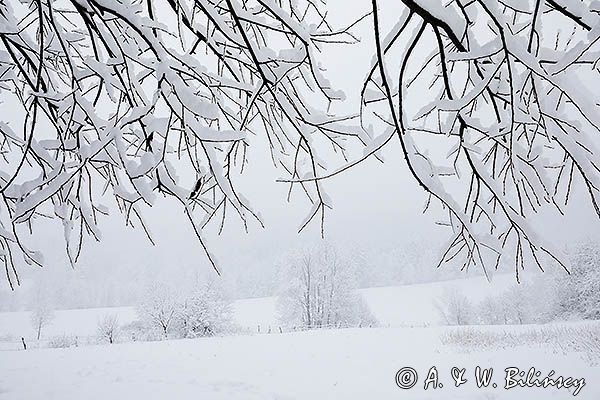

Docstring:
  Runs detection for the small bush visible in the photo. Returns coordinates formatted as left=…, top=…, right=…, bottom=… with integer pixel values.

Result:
left=47, top=335, right=78, bottom=348
left=435, top=287, right=474, bottom=326
left=97, top=314, right=120, bottom=344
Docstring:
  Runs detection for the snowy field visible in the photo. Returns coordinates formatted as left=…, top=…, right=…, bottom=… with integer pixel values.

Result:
left=1, top=326, right=598, bottom=400
left=1, top=276, right=598, bottom=399
left=0, top=274, right=517, bottom=341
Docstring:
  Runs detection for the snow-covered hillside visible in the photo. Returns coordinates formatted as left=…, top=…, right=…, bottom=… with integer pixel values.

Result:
left=361, top=274, right=519, bottom=327
left=0, top=275, right=520, bottom=340
left=0, top=306, right=137, bottom=339
left=1, top=275, right=598, bottom=399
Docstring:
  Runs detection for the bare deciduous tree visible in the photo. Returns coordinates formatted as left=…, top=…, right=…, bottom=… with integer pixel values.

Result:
left=97, top=314, right=120, bottom=344
left=28, top=278, right=55, bottom=339
left=30, top=303, right=54, bottom=340
left=278, top=245, right=375, bottom=329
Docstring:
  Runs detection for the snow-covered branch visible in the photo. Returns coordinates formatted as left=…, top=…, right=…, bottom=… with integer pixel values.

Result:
left=0, top=0, right=360, bottom=288
left=362, top=0, right=600, bottom=280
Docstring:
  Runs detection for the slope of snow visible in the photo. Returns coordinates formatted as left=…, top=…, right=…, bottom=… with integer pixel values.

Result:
left=361, top=274, right=518, bottom=327
left=0, top=326, right=597, bottom=400
left=231, top=296, right=278, bottom=332
left=0, top=298, right=279, bottom=340
left=0, top=275, right=521, bottom=340
left=0, top=306, right=137, bottom=340
left=0, top=307, right=137, bottom=338
left=0, top=298, right=280, bottom=341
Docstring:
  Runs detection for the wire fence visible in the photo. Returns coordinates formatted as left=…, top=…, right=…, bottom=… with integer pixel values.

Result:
left=0, top=321, right=379, bottom=351
left=242, top=321, right=378, bottom=335
left=0, top=335, right=99, bottom=351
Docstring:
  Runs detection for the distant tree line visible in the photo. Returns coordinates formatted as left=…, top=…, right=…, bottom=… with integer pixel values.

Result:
left=436, top=241, right=600, bottom=326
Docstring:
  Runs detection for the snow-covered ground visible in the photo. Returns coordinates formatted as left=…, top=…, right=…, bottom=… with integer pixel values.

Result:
left=1, top=276, right=597, bottom=399
left=1, top=326, right=597, bottom=400
left=231, top=296, right=279, bottom=332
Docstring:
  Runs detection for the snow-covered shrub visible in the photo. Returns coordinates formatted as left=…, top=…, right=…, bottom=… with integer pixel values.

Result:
left=435, top=287, right=474, bottom=326
left=555, top=242, right=600, bottom=320
left=120, top=320, right=155, bottom=342
left=477, top=296, right=504, bottom=325
left=504, top=282, right=561, bottom=325
left=176, top=281, right=234, bottom=338
left=472, top=251, right=600, bottom=326
left=354, top=296, right=378, bottom=328
left=97, top=315, right=120, bottom=344
left=135, top=280, right=235, bottom=340
left=497, top=287, right=532, bottom=325
left=475, top=274, right=563, bottom=326
left=136, top=284, right=180, bottom=339
left=278, top=245, right=377, bottom=329
left=47, top=335, right=77, bottom=349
